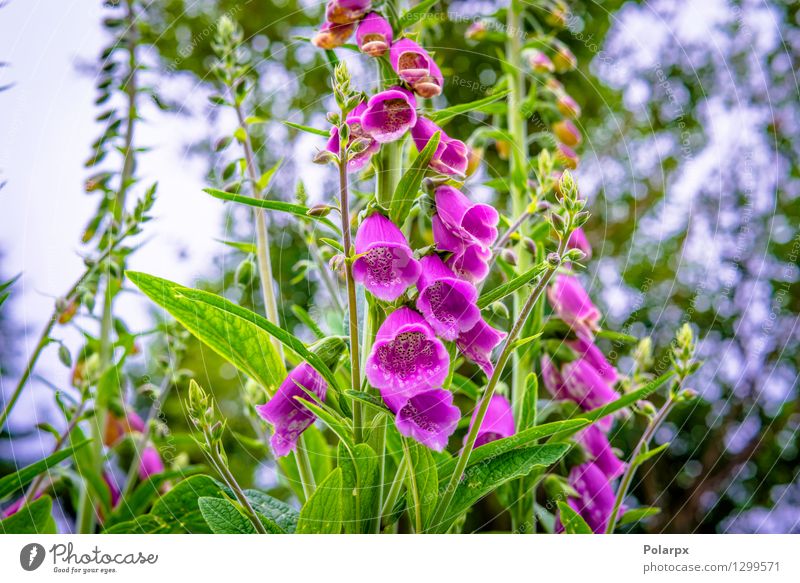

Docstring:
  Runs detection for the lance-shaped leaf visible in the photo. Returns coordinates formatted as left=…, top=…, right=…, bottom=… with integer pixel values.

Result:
left=427, top=88, right=512, bottom=125
left=478, top=261, right=548, bottom=308
left=0, top=439, right=91, bottom=499
left=557, top=501, right=592, bottom=534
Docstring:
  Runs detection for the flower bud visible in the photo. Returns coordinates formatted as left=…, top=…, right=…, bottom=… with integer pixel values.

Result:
left=307, top=203, right=333, bottom=217
left=235, top=258, right=256, bottom=286
left=466, top=20, right=488, bottom=41
left=556, top=93, right=581, bottom=118
left=552, top=119, right=581, bottom=147
left=556, top=143, right=579, bottom=169
left=313, top=149, right=338, bottom=165
left=465, top=146, right=483, bottom=177
left=490, top=301, right=510, bottom=319
left=526, top=50, right=555, bottom=73
left=309, top=335, right=347, bottom=372
left=546, top=252, right=561, bottom=268
left=546, top=1, right=569, bottom=28
left=500, top=248, right=518, bottom=266
left=553, top=46, right=577, bottom=73
left=563, top=248, right=585, bottom=263
left=312, top=20, right=355, bottom=50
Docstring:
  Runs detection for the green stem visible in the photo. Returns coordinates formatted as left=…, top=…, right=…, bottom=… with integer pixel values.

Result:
left=380, top=456, right=408, bottom=529
left=401, top=438, right=423, bottom=533
left=294, top=435, right=316, bottom=501
left=430, top=238, right=568, bottom=532
left=605, top=394, right=677, bottom=534
left=208, top=442, right=268, bottom=534
left=338, top=133, right=363, bottom=443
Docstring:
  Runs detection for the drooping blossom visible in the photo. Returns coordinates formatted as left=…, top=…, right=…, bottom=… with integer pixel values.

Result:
left=103, top=471, right=122, bottom=507
left=432, top=185, right=498, bottom=281
left=389, top=38, right=443, bottom=98
left=138, top=446, right=165, bottom=480
left=325, top=0, right=371, bottom=24
left=566, top=227, right=592, bottom=260
left=104, top=409, right=145, bottom=446
left=353, top=212, right=421, bottom=301
left=366, top=307, right=449, bottom=395
left=312, top=20, right=355, bottom=50
left=553, top=46, right=577, bottom=72
left=360, top=86, right=417, bottom=144
left=356, top=13, right=392, bottom=57
left=465, top=20, right=488, bottom=41
left=382, top=387, right=460, bottom=452
left=548, top=274, right=601, bottom=336
left=565, top=462, right=616, bottom=533
left=556, top=142, right=579, bottom=169
left=416, top=254, right=481, bottom=341
left=568, top=334, right=617, bottom=384
left=256, top=362, right=327, bottom=457
left=577, top=426, right=625, bottom=480
left=326, top=103, right=380, bottom=172
left=466, top=394, right=515, bottom=448
left=456, top=317, right=506, bottom=376
left=527, top=49, right=555, bottom=73
left=411, top=117, right=469, bottom=176
left=556, top=93, right=581, bottom=118
left=553, top=119, right=581, bottom=147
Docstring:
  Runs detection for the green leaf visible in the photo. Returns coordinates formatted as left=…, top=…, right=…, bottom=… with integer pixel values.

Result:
left=437, top=420, right=588, bottom=481
left=203, top=187, right=339, bottom=232
left=437, top=444, right=569, bottom=530
left=478, top=261, right=548, bottom=308
left=296, top=398, right=354, bottom=449
left=618, top=506, right=661, bottom=526
left=242, top=489, right=299, bottom=533
left=547, top=373, right=674, bottom=443
left=557, top=501, right=592, bottom=534
left=428, top=89, right=512, bottom=125
left=69, top=427, right=111, bottom=515
left=633, top=442, right=670, bottom=466
left=215, top=238, right=257, bottom=254
left=338, top=443, right=380, bottom=533
left=0, top=439, right=91, bottom=499
left=255, top=159, right=281, bottom=192
left=344, top=390, right=393, bottom=414
left=198, top=496, right=257, bottom=534
left=297, top=468, right=343, bottom=534
left=398, top=0, right=440, bottom=28
left=128, top=272, right=344, bottom=392
left=596, top=329, right=638, bottom=344
left=389, top=130, right=441, bottom=224
left=283, top=120, right=330, bottom=137
left=404, top=441, right=438, bottom=532
left=0, top=495, right=57, bottom=534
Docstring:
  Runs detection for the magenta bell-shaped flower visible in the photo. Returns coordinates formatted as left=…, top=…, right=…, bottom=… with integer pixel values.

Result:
left=353, top=213, right=421, bottom=301
left=416, top=254, right=481, bottom=341
left=326, top=103, right=380, bottom=172
left=366, top=307, right=450, bottom=394
left=432, top=185, right=499, bottom=283
left=456, top=317, right=506, bottom=376
left=356, top=12, right=393, bottom=57
left=467, top=394, right=515, bottom=448
left=565, top=462, right=616, bottom=533
left=326, top=0, right=372, bottom=25
left=138, top=446, right=165, bottom=480
left=577, top=426, right=625, bottom=479
left=256, top=363, right=327, bottom=457
left=312, top=20, right=355, bottom=49
left=360, top=86, right=417, bottom=144
left=382, top=387, right=461, bottom=452
left=568, top=334, right=618, bottom=385
left=411, top=117, right=470, bottom=176
left=389, top=38, right=444, bottom=98
left=548, top=274, right=601, bottom=337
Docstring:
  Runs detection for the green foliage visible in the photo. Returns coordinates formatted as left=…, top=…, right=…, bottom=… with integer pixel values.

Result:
left=0, top=495, right=57, bottom=534
left=338, top=443, right=380, bottom=534
left=0, top=439, right=90, bottom=499
left=296, top=468, right=343, bottom=534
left=389, top=131, right=441, bottom=224
left=198, top=497, right=260, bottom=534
left=557, top=501, right=592, bottom=534
left=403, top=442, right=438, bottom=532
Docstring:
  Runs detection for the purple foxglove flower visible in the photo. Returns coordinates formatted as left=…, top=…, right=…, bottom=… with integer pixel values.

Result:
left=326, top=0, right=371, bottom=25
left=383, top=387, right=461, bottom=452
left=556, top=92, right=581, bottom=118
left=360, top=86, right=417, bottom=144
left=138, top=446, right=165, bottom=480
left=456, top=317, right=506, bottom=376
left=577, top=426, right=625, bottom=480
left=567, top=227, right=592, bottom=259
left=411, top=117, right=470, bottom=176
left=541, top=355, right=614, bottom=431
left=416, top=254, right=481, bottom=341
left=389, top=38, right=443, bottom=97
left=312, top=20, right=355, bottom=50
left=548, top=274, right=601, bottom=336
left=356, top=12, right=393, bottom=57
left=326, top=103, right=380, bottom=172
left=1, top=493, right=41, bottom=518
left=432, top=218, right=493, bottom=282
left=353, top=213, right=421, bottom=300
left=556, top=142, right=579, bottom=169
left=565, top=462, right=616, bottom=533
left=467, top=394, right=515, bottom=448
left=366, top=307, right=450, bottom=394
left=434, top=185, right=499, bottom=248
left=256, top=362, right=327, bottom=457
left=568, top=334, right=617, bottom=385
